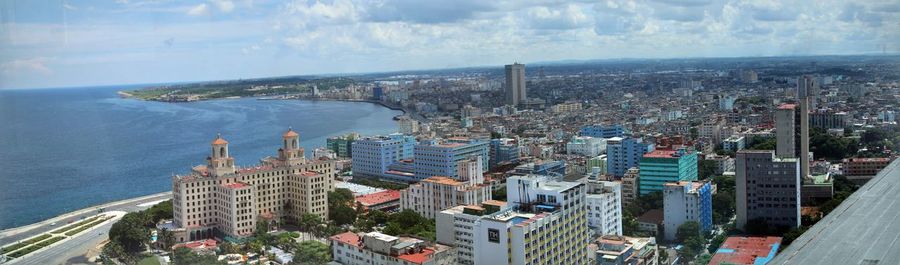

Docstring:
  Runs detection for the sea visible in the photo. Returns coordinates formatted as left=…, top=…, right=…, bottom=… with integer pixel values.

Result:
left=0, top=85, right=401, bottom=229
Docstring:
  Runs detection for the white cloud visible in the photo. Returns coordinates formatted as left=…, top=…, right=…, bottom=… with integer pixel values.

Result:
left=187, top=3, right=209, bottom=16
left=1, top=58, right=52, bottom=75
left=212, top=0, right=235, bottom=13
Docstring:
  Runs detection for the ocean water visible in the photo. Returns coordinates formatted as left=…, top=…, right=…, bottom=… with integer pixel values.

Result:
left=0, top=85, right=401, bottom=229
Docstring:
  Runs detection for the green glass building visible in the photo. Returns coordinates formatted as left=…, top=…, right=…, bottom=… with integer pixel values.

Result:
left=638, top=149, right=697, bottom=195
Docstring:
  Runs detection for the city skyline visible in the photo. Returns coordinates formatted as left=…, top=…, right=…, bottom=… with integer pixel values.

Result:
left=2, top=0, right=899, bottom=89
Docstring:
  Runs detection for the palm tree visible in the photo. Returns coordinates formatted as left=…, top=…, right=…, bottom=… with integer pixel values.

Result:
left=158, top=228, right=175, bottom=251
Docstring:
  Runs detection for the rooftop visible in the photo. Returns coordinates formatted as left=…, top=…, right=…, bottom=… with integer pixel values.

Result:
left=422, top=176, right=464, bottom=186
left=710, top=236, right=781, bottom=265
left=778, top=103, right=797, bottom=110
left=355, top=190, right=401, bottom=206
left=643, top=149, right=685, bottom=158
left=769, top=159, right=900, bottom=264
left=221, top=182, right=248, bottom=189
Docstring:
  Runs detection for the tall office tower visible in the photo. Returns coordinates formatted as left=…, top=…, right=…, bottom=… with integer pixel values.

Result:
left=172, top=129, right=335, bottom=241
left=504, top=63, right=526, bottom=106
left=798, top=75, right=815, bottom=179
left=775, top=104, right=797, bottom=158
left=735, top=150, right=801, bottom=230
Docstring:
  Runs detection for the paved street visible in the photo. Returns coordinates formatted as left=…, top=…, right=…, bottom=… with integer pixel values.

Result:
left=1, top=192, right=171, bottom=264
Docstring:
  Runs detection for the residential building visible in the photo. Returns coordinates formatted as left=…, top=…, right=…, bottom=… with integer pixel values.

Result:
left=551, top=101, right=582, bottom=113
left=710, top=236, right=782, bottom=265
left=775, top=104, right=796, bottom=158
left=355, top=190, right=401, bottom=212
left=505, top=63, right=526, bottom=106
left=700, top=118, right=726, bottom=144
left=414, top=138, right=489, bottom=180
left=397, top=115, right=419, bottom=135
left=705, top=154, right=735, bottom=175
left=663, top=181, right=714, bottom=241
left=621, top=167, right=640, bottom=206
left=172, top=129, right=335, bottom=241
left=489, top=138, right=519, bottom=169
left=810, top=111, right=847, bottom=129
left=401, top=173, right=492, bottom=219
left=723, top=136, right=745, bottom=152
left=351, top=134, right=416, bottom=182
left=327, top=133, right=359, bottom=158
left=567, top=136, right=606, bottom=157
left=637, top=149, right=698, bottom=196
left=330, top=232, right=456, bottom=265
left=735, top=150, right=801, bottom=230
left=606, top=137, right=654, bottom=177
left=581, top=124, right=625, bottom=138
left=513, top=160, right=566, bottom=176
left=593, top=236, right=659, bottom=265
left=480, top=175, right=589, bottom=265
left=586, top=181, right=623, bottom=236
left=436, top=201, right=507, bottom=265
left=843, top=157, right=894, bottom=176
left=587, top=155, right=608, bottom=176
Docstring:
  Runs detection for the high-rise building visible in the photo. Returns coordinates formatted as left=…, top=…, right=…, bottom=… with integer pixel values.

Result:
left=586, top=180, right=623, bottom=236
left=413, top=138, right=489, bottom=180
left=663, top=181, right=714, bottom=241
left=798, top=75, right=816, bottom=178
left=351, top=133, right=416, bottom=182
left=735, top=150, right=801, bottom=230
left=637, top=149, right=698, bottom=196
left=489, top=138, right=520, bottom=169
left=330, top=231, right=456, bottom=265
left=606, top=137, right=654, bottom=177
left=504, top=63, right=526, bottom=106
left=485, top=175, right=590, bottom=264
left=775, top=104, right=797, bottom=158
left=435, top=201, right=507, bottom=265
left=172, top=129, right=335, bottom=241
left=580, top=124, right=625, bottom=138
left=621, top=167, right=640, bottom=206
left=587, top=155, right=608, bottom=176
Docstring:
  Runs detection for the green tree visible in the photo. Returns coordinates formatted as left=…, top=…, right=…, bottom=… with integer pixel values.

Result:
left=712, top=191, right=735, bottom=225
left=293, top=241, right=331, bottom=265
left=146, top=200, right=174, bottom=223
left=331, top=205, right=357, bottom=226
left=698, top=160, right=719, bottom=180
left=109, top=212, right=150, bottom=253
left=695, top=253, right=712, bottom=265
left=492, top=186, right=507, bottom=201
left=100, top=241, right=130, bottom=264
left=159, top=227, right=176, bottom=251
left=708, top=234, right=726, bottom=253
left=676, top=221, right=701, bottom=243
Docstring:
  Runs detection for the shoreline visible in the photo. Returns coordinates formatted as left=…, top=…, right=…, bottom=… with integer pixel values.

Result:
left=0, top=191, right=171, bottom=237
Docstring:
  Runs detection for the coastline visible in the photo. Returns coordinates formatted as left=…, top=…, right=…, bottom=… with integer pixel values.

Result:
left=0, top=191, right=171, bottom=237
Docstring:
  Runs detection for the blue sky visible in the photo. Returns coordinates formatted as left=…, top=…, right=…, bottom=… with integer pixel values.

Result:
left=1, top=0, right=898, bottom=89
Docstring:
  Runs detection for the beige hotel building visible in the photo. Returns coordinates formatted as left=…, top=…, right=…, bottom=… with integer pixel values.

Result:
left=171, top=128, right=335, bottom=241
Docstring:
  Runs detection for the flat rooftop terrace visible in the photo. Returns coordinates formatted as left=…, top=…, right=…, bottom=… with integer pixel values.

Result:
left=770, top=159, right=900, bottom=264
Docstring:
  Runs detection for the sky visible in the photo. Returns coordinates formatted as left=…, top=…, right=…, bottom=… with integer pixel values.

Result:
left=0, top=0, right=898, bottom=89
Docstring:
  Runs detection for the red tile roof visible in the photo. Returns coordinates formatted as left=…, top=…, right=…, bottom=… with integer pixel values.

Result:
left=778, top=103, right=796, bottom=110
left=355, top=190, right=401, bottom=206
left=397, top=248, right=435, bottom=264
left=222, top=182, right=248, bottom=189
left=330, top=232, right=362, bottom=248
left=283, top=128, right=299, bottom=138
left=710, top=236, right=782, bottom=265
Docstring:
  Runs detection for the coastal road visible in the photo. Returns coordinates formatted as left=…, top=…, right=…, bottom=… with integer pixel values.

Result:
left=0, top=192, right=171, bottom=264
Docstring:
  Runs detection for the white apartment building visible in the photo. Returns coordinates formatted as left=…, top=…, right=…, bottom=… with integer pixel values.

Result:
left=484, top=175, right=589, bottom=265
left=436, top=201, right=507, bottom=265
left=586, top=180, right=623, bottom=236
left=400, top=157, right=491, bottom=219
left=330, top=231, right=455, bottom=265
left=567, top=136, right=607, bottom=157
left=663, top=181, right=715, bottom=241
left=172, top=129, right=335, bottom=241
